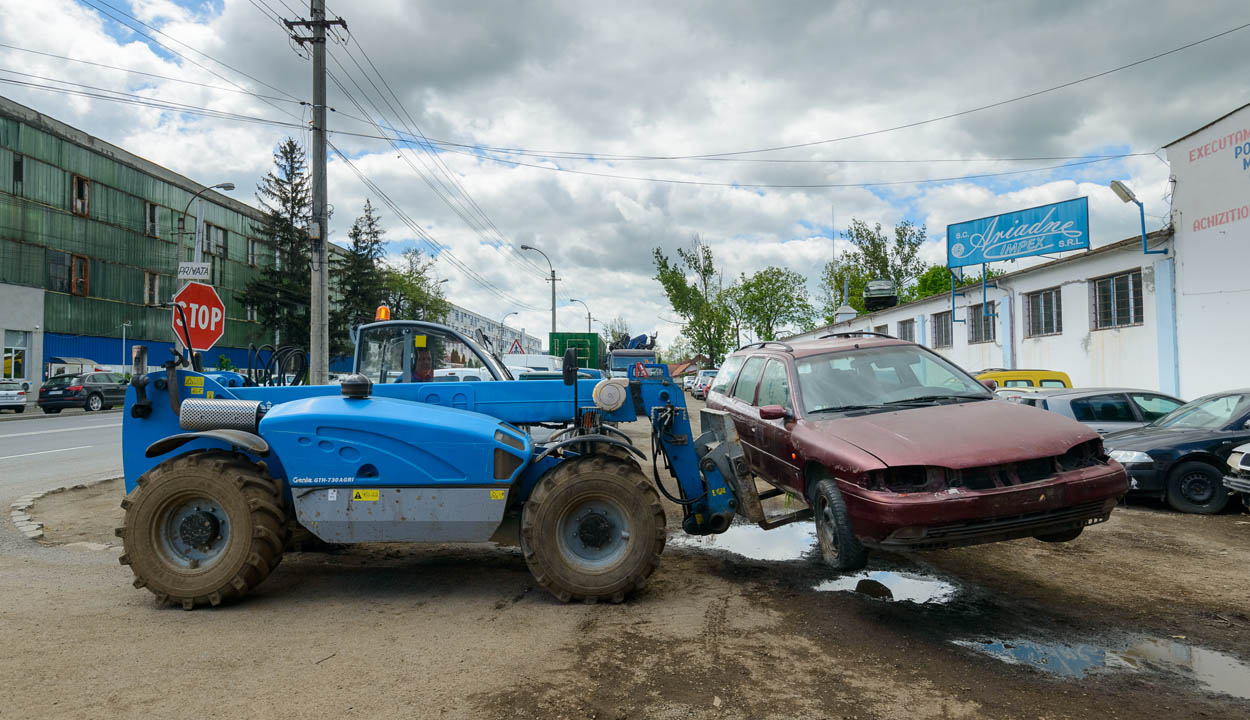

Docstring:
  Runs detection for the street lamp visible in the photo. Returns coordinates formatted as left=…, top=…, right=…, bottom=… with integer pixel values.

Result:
left=1110, top=180, right=1166, bottom=255
left=498, top=310, right=518, bottom=353
left=179, top=182, right=235, bottom=267
left=520, top=244, right=556, bottom=333
left=567, top=298, right=592, bottom=332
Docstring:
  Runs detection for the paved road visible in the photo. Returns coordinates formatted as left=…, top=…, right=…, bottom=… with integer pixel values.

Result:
left=0, top=412, right=121, bottom=520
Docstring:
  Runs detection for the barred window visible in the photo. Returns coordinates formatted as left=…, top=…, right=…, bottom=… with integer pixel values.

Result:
left=71, top=175, right=89, bottom=215
left=1024, top=287, right=1062, bottom=337
left=968, top=302, right=996, bottom=344
left=931, top=311, right=952, bottom=347
left=1092, top=270, right=1144, bottom=329
left=247, top=237, right=258, bottom=266
left=146, top=202, right=160, bottom=237
left=47, top=250, right=70, bottom=292
left=896, top=319, right=915, bottom=342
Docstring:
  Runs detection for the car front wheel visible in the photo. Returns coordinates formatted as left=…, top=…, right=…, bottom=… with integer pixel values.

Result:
left=86, top=394, right=103, bottom=412
left=810, top=477, right=867, bottom=571
left=1166, top=461, right=1229, bottom=514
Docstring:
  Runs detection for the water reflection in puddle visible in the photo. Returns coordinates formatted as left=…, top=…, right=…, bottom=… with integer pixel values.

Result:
left=956, top=636, right=1250, bottom=700
left=815, top=571, right=957, bottom=604
left=667, top=522, right=815, bottom=561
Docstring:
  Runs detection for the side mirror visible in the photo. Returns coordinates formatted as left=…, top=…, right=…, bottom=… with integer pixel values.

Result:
left=980, top=379, right=998, bottom=391
left=759, top=404, right=790, bottom=421
left=562, top=348, right=578, bottom=386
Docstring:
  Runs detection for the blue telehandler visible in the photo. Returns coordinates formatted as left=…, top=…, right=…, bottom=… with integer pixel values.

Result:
left=117, top=317, right=787, bottom=608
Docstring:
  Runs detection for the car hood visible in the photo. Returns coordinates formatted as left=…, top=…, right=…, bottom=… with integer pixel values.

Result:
left=1102, top=425, right=1217, bottom=452
left=801, top=400, right=1097, bottom=469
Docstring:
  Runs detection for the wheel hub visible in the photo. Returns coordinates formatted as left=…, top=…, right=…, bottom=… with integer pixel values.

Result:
left=178, top=511, right=221, bottom=547
left=1181, top=474, right=1213, bottom=502
left=576, top=512, right=613, bottom=549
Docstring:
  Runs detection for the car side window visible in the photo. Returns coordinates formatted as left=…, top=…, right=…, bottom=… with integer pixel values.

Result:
left=109, top=373, right=125, bottom=383
left=732, top=357, right=766, bottom=404
left=1070, top=394, right=1134, bottom=423
left=756, top=359, right=791, bottom=409
left=709, top=355, right=745, bottom=395
left=1130, top=393, right=1181, bottom=421
left=1004, top=379, right=1032, bottom=387
left=1040, top=379, right=1066, bottom=387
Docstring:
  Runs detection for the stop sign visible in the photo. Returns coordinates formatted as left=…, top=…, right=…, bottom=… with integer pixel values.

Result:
left=171, top=282, right=226, bottom=351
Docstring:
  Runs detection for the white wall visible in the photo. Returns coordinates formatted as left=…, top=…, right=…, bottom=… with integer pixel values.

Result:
left=1166, top=104, right=1250, bottom=398
left=0, top=282, right=45, bottom=393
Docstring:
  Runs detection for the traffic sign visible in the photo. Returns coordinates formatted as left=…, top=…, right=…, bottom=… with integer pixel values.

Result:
left=508, top=339, right=524, bottom=354
left=172, top=282, right=226, bottom=351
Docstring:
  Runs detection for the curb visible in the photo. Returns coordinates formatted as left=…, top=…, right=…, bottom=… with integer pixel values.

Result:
left=8, top=476, right=121, bottom=542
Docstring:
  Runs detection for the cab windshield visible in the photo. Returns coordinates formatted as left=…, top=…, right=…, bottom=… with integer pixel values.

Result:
left=796, top=345, right=990, bottom=414
left=1149, top=393, right=1250, bottom=430
left=354, top=323, right=510, bottom=384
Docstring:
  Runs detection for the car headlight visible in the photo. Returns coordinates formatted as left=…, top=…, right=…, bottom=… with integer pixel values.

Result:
left=1109, top=450, right=1152, bottom=464
left=1229, top=450, right=1245, bottom=471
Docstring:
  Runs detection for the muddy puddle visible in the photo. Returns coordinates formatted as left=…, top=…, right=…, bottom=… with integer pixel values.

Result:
left=815, top=571, right=957, bottom=604
left=667, top=521, right=816, bottom=561
left=956, top=636, right=1250, bottom=700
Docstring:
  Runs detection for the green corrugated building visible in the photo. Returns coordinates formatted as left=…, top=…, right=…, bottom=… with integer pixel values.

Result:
left=0, top=96, right=280, bottom=390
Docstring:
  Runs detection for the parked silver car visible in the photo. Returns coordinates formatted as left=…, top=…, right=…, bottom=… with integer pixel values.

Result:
left=0, top=381, right=28, bottom=413
left=1009, top=387, right=1184, bottom=435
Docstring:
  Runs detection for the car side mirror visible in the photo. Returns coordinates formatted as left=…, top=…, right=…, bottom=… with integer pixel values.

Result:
left=980, top=379, right=998, bottom=391
left=759, top=404, right=790, bottom=421
left=562, top=348, right=578, bottom=386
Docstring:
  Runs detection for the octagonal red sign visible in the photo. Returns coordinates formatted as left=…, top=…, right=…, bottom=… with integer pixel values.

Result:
left=171, top=281, right=226, bottom=351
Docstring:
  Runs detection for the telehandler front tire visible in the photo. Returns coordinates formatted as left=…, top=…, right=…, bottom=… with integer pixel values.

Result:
left=116, top=450, right=287, bottom=609
left=521, top=455, right=665, bottom=603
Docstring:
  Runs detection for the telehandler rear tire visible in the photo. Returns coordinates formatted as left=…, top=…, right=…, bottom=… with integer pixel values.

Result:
left=116, top=450, right=287, bottom=609
left=521, top=455, right=665, bottom=603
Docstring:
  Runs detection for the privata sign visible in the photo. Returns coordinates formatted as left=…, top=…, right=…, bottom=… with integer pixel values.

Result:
left=947, top=197, right=1089, bottom=268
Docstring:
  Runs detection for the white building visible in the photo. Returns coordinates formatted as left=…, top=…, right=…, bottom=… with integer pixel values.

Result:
left=789, top=103, right=1250, bottom=401
left=443, top=303, right=543, bottom=356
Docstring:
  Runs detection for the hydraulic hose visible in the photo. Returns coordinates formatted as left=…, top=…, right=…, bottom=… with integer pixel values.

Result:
left=649, top=406, right=707, bottom=507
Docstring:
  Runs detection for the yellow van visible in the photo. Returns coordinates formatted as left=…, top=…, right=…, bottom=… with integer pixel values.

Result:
left=974, top=368, right=1072, bottom=389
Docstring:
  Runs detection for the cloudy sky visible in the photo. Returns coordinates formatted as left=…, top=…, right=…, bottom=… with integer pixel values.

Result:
left=2, top=0, right=1247, bottom=346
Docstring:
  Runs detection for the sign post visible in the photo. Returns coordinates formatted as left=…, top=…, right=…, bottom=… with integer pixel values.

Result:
left=171, top=281, right=226, bottom=353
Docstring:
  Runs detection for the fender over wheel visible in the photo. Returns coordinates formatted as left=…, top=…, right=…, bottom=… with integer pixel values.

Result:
left=116, top=450, right=288, bottom=609
left=521, top=455, right=665, bottom=603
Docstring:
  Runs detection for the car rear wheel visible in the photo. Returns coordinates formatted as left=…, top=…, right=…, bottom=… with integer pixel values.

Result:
left=15, top=406, right=24, bottom=414
left=1166, top=461, right=1229, bottom=514
left=810, top=477, right=867, bottom=571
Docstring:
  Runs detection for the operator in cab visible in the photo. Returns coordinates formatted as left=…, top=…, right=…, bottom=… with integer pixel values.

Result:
left=399, top=347, right=435, bottom=382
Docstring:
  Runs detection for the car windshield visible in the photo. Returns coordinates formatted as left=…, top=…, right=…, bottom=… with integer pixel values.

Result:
left=44, top=375, right=80, bottom=387
left=795, top=345, right=990, bottom=413
left=355, top=323, right=510, bottom=384
left=1149, top=393, right=1250, bottom=430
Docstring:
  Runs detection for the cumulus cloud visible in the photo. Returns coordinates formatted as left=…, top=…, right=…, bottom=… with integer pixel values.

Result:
left=1, top=0, right=1243, bottom=340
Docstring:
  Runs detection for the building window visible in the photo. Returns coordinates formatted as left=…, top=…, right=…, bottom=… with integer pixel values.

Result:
left=873, top=324, right=887, bottom=335
left=203, top=224, right=227, bottom=256
left=246, top=237, right=258, bottom=266
left=3, top=330, right=28, bottom=379
left=71, top=175, right=90, bottom=215
left=47, top=250, right=70, bottom=292
left=1092, top=270, right=1144, bottom=330
left=931, top=311, right=952, bottom=348
left=146, top=202, right=160, bottom=237
left=246, top=304, right=258, bottom=322
left=12, top=154, right=23, bottom=188
left=144, top=272, right=160, bottom=306
left=968, top=302, right=996, bottom=344
left=897, top=319, right=915, bottom=342
left=1024, top=287, right=1062, bottom=337
left=70, top=254, right=89, bottom=296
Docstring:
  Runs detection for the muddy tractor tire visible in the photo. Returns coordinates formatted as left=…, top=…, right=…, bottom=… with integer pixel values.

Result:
left=116, top=450, right=288, bottom=609
left=521, top=455, right=665, bottom=603
left=810, top=477, right=867, bottom=571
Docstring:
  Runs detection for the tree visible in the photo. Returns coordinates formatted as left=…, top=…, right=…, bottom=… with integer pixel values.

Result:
left=243, top=139, right=312, bottom=348
left=736, top=267, right=814, bottom=341
left=652, top=234, right=732, bottom=364
left=910, top=264, right=1004, bottom=302
left=600, top=315, right=631, bottom=348
left=661, top=334, right=695, bottom=364
left=817, top=219, right=929, bottom=321
left=329, top=199, right=389, bottom=357
left=383, top=248, right=449, bottom=323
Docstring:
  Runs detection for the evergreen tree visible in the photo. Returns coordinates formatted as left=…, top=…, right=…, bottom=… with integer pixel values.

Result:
left=329, top=199, right=388, bottom=357
left=243, top=139, right=312, bottom=348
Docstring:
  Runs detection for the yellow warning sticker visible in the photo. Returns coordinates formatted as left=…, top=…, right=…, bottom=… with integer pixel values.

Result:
left=490, top=489, right=506, bottom=500
left=188, top=386, right=204, bottom=395
left=413, top=335, right=427, bottom=348
left=206, top=391, right=215, bottom=399
left=352, top=489, right=380, bottom=501
left=184, top=376, right=204, bottom=387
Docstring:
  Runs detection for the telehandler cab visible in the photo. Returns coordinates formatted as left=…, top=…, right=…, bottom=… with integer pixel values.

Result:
left=117, top=317, right=792, bottom=608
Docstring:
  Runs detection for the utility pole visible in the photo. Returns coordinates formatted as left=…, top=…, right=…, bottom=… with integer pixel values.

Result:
left=286, top=2, right=346, bottom=385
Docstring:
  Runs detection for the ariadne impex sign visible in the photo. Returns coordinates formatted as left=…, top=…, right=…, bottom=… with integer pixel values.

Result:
left=947, top=197, right=1089, bottom=268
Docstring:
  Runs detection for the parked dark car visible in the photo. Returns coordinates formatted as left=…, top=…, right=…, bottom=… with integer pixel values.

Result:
left=1007, top=387, right=1185, bottom=435
left=37, top=372, right=127, bottom=413
left=1104, top=390, right=1250, bottom=514
left=0, top=381, right=28, bottom=413
left=706, top=334, right=1127, bottom=570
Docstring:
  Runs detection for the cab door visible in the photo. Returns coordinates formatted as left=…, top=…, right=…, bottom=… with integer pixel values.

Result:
left=753, top=358, right=802, bottom=489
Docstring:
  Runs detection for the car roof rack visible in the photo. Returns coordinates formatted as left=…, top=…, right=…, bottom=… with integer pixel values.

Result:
left=818, top=331, right=895, bottom=340
left=736, top=341, right=794, bottom=352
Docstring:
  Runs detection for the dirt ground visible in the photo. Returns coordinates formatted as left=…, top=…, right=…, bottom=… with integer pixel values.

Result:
left=8, top=403, right=1250, bottom=720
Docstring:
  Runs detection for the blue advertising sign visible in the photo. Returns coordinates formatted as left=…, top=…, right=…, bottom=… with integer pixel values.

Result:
left=947, top=197, right=1089, bottom=268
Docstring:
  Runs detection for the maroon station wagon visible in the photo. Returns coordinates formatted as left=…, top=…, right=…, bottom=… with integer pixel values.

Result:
left=706, top=333, right=1128, bottom=570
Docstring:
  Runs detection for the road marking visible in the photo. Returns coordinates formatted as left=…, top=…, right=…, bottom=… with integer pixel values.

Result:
left=0, top=445, right=95, bottom=461
left=0, top=423, right=121, bottom=440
